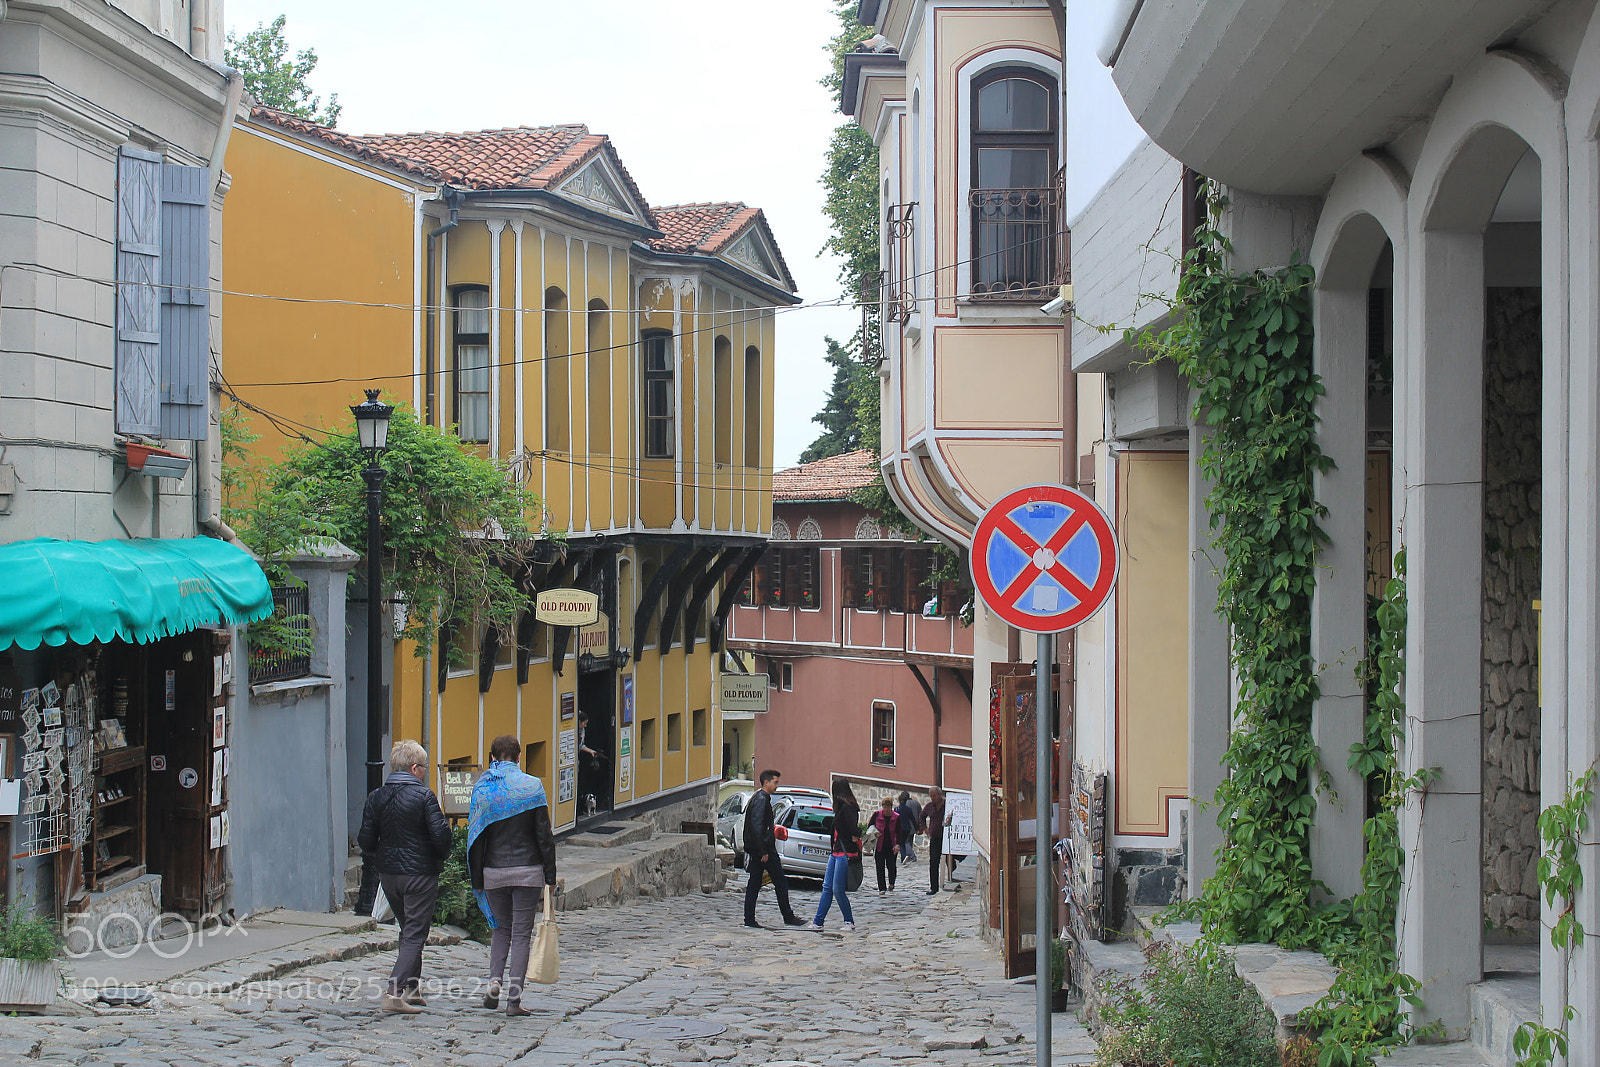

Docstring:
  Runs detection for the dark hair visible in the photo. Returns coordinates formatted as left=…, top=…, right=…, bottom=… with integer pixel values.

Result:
left=832, top=778, right=858, bottom=808
left=898, top=791, right=911, bottom=803
left=490, top=735, right=521, bottom=762
left=759, top=769, right=781, bottom=786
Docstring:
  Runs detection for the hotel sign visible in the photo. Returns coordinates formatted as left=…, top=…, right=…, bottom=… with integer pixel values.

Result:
left=578, top=611, right=611, bottom=659
left=720, top=673, right=770, bottom=714
left=535, top=588, right=599, bottom=627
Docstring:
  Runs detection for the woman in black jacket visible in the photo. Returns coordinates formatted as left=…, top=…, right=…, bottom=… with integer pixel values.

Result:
left=467, top=735, right=557, bottom=1018
left=803, top=779, right=861, bottom=932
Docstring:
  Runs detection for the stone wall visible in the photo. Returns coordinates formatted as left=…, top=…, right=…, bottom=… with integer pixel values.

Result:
left=1481, top=286, right=1542, bottom=938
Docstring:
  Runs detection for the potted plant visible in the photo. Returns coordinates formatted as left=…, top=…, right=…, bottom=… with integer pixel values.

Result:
left=1049, top=936, right=1070, bottom=1012
left=0, top=903, right=62, bottom=1012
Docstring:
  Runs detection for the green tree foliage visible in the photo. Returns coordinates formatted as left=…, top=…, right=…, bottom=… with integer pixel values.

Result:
left=224, top=405, right=545, bottom=664
left=225, top=14, right=342, bottom=127
left=800, top=338, right=870, bottom=462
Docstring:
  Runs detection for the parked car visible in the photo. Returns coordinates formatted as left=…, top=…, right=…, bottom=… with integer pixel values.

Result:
left=716, top=785, right=830, bottom=863
left=774, top=800, right=836, bottom=879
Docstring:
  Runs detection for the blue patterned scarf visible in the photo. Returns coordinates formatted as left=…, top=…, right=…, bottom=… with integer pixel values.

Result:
left=466, top=760, right=549, bottom=927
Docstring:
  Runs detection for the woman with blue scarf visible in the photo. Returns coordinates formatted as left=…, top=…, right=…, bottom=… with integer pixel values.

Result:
left=468, top=735, right=556, bottom=1017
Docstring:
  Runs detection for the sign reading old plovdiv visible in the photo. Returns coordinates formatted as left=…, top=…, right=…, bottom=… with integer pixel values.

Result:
left=719, top=673, right=770, bottom=714
left=535, top=588, right=600, bottom=627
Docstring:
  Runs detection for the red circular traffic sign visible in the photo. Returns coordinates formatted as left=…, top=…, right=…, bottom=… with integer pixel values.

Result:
left=970, top=484, right=1120, bottom=633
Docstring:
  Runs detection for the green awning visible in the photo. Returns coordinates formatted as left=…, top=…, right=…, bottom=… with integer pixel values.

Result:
left=0, top=537, right=273, bottom=651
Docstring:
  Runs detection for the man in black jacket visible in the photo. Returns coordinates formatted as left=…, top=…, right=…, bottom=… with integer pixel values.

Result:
left=742, top=768, right=805, bottom=929
left=358, top=739, right=452, bottom=1014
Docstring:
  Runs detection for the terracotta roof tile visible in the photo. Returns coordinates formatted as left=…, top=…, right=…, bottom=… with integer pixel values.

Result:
left=249, top=106, right=446, bottom=182
left=773, top=449, right=880, bottom=501
left=650, top=202, right=796, bottom=291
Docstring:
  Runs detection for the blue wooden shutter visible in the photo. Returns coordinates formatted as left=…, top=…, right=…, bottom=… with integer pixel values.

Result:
left=115, top=146, right=162, bottom=436
left=160, top=164, right=211, bottom=441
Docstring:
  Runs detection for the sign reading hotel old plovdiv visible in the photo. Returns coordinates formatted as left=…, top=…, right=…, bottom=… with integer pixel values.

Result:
left=535, top=588, right=599, bottom=627
left=720, top=673, right=770, bottom=714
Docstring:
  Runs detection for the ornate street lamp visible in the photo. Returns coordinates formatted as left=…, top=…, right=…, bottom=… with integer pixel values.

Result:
left=350, top=389, right=394, bottom=916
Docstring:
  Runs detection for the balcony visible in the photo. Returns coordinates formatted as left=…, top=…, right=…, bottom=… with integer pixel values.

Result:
left=968, top=178, right=1064, bottom=301
left=884, top=203, right=915, bottom=324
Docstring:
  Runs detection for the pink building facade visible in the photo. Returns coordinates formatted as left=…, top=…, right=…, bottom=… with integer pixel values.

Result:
left=726, top=451, right=974, bottom=799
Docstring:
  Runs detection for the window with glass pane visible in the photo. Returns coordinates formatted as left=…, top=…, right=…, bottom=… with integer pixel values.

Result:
left=453, top=288, right=491, bottom=442
left=970, top=70, right=1057, bottom=299
left=642, top=332, right=674, bottom=458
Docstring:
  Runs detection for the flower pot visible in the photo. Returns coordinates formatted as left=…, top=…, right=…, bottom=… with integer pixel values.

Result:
left=0, top=957, right=60, bottom=1012
left=1050, top=988, right=1070, bottom=1013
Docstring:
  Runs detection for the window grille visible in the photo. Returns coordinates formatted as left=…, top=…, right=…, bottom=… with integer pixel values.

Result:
left=250, top=585, right=312, bottom=683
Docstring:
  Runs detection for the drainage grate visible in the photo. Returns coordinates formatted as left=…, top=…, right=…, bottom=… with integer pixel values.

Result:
left=607, top=1017, right=728, bottom=1040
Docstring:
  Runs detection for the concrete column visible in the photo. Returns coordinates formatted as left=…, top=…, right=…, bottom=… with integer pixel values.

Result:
left=1187, top=418, right=1229, bottom=894
left=1398, top=230, right=1484, bottom=1038
left=1309, top=287, right=1370, bottom=902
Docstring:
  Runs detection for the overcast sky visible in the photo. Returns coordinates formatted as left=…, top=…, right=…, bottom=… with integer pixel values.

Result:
left=226, top=0, right=858, bottom=469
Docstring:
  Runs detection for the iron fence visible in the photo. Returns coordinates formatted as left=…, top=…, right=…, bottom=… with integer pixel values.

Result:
left=250, top=585, right=312, bottom=683
left=969, top=183, right=1062, bottom=300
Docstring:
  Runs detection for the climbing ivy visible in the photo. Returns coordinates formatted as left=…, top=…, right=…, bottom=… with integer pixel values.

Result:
left=1303, top=553, right=1435, bottom=1065
left=1512, top=763, right=1597, bottom=1066
left=1131, top=191, right=1329, bottom=946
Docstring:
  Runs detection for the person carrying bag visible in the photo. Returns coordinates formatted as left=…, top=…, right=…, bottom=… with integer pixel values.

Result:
left=802, top=779, right=861, bottom=932
left=468, top=736, right=556, bottom=1018
left=528, top=885, right=559, bottom=985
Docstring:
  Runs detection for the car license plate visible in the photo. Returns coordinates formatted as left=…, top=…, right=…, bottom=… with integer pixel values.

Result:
left=800, top=845, right=828, bottom=857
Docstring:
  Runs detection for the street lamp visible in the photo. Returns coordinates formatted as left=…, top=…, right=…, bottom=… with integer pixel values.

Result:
left=350, top=388, right=394, bottom=916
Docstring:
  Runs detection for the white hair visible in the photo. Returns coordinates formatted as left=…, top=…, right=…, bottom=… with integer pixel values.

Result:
left=390, top=739, right=427, bottom=774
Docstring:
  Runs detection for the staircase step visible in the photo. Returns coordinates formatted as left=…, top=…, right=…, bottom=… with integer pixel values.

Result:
left=1469, top=973, right=1539, bottom=1067
left=1378, top=1042, right=1494, bottom=1066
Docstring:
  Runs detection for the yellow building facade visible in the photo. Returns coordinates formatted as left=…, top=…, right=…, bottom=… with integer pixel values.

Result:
left=222, top=109, right=796, bottom=831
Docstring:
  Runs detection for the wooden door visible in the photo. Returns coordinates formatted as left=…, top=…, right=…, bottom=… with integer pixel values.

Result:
left=145, top=630, right=225, bottom=918
left=995, top=665, right=1060, bottom=979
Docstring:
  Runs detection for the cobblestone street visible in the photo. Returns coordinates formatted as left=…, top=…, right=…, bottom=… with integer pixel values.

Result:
left=0, top=882, right=1096, bottom=1067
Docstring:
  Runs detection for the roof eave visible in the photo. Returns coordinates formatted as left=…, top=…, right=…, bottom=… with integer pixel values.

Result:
left=641, top=250, right=801, bottom=306
left=462, top=187, right=664, bottom=241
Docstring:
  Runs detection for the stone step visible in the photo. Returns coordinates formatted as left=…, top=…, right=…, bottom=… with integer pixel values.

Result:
left=1377, top=1041, right=1494, bottom=1066
left=1469, top=973, right=1539, bottom=1067
left=562, top=819, right=655, bottom=849
left=553, top=832, right=725, bottom=911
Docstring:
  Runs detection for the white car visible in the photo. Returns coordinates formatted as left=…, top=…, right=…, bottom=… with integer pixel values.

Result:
left=773, top=800, right=837, bottom=879
left=716, top=786, right=832, bottom=864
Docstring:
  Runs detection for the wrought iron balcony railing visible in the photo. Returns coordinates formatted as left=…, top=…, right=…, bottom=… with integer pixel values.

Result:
left=968, top=182, right=1063, bottom=300
left=884, top=203, right=916, bottom=324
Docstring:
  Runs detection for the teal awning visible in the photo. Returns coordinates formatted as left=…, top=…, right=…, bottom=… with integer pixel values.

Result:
left=0, top=537, right=273, bottom=651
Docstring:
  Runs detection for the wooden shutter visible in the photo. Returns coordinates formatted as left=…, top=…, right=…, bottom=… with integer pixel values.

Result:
left=116, top=147, right=162, bottom=436
left=841, top=546, right=860, bottom=608
left=753, top=549, right=773, bottom=606
left=160, top=164, right=211, bottom=440
left=888, top=547, right=906, bottom=613
left=782, top=548, right=801, bottom=609
left=873, top=548, right=893, bottom=610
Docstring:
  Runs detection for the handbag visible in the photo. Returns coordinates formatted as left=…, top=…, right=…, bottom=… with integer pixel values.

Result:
left=847, top=855, right=864, bottom=893
left=370, top=882, right=395, bottom=924
left=527, top=886, right=559, bottom=985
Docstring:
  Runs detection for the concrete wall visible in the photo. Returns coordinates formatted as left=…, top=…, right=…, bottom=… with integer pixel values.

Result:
left=229, top=545, right=356, bottom=916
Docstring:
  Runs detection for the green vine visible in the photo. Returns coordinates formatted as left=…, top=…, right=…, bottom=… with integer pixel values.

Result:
left=1512, top=763, right=1596, bottom=1066
left=1133, top=191, right=1330, bottom=946
left=1302, top=552, right=1436, bottom=1065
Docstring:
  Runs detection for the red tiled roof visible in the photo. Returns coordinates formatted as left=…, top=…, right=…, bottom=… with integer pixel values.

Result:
left=651, top=202, right=796, bottom=291
left=773, top=449, right=880, bottom=501
left=249, top=106, right=446, bottom=182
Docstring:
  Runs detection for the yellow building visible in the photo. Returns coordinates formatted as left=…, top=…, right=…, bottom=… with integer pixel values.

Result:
left=222, top=107, right=797, bottom=831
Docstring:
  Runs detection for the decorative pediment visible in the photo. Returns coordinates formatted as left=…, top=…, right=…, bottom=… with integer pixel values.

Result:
left=558, top=158, right=641, bottom=219
left=722, top=230, right=781, bottom=281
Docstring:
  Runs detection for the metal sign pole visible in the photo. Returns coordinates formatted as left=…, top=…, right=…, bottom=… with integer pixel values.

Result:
left=1036, top=629, right=1053, bottom=1067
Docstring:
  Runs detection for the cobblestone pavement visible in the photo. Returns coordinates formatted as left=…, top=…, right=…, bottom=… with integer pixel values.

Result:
left=0, top=880, right=1097, bottom=1067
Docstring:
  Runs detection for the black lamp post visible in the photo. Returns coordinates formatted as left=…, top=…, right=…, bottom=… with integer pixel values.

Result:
left=350, top=388, right=394, bottom=916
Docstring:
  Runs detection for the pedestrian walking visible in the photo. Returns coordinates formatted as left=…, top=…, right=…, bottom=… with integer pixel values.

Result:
left=356, top=739, right=452, bottom=1014
left=922, top=786, right=948, bottom=894
left=803, top=779, right=862, bottom=932
left=866, top=796, right=900, bottom=893
left=896, top=791, right=920, bottom=862
left=467, top=735, right=557, bottom=1018
left=743, top=769, right=806, bottom=928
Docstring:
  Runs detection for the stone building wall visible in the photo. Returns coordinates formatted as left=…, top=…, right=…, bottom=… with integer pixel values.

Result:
left=1481, top=286, right=1542, bottom=938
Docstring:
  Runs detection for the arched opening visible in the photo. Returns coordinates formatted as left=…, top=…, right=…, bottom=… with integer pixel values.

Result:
left=544, top=287, right=569, bottom=453
left=587, top=299, right=611, bottom=457
left=713, top=335, right=732, bottom=465
left=1407, top=124, right=1544, bottom=1027
left=743, top=345, right=761, bottom=467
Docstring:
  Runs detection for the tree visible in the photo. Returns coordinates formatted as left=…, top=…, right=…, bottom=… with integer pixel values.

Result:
left=223, top=405, right=547, bottom=663
left=225, top=14, right=342, bottom=127
left=800, top=338, right=870, bottom=462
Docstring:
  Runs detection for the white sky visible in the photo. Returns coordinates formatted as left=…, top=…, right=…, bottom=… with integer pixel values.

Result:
left=225, top=0, right=859, bottom=469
